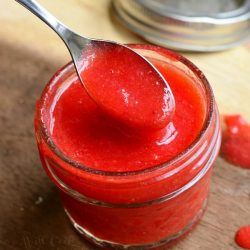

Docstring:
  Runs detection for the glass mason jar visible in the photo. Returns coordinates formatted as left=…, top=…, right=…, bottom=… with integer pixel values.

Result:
left=35, top=45, right=221, bottom=249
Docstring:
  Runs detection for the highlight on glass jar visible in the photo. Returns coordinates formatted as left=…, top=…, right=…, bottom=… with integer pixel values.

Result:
left=35, top=44, right=221, bottom=249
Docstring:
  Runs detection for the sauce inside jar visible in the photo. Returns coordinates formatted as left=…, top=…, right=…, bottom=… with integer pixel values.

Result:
left=42, top=45, right=206, bottom=172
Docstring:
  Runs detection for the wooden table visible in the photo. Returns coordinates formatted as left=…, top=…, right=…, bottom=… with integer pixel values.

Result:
left=0, top=1, right=250, bottom=249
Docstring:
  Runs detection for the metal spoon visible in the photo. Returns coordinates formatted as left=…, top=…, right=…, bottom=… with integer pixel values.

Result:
left=16, top=0, right=175, bottom=129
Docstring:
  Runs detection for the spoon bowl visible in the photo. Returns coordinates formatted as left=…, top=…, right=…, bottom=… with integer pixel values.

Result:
left=16, top=0, right=175, bottom=129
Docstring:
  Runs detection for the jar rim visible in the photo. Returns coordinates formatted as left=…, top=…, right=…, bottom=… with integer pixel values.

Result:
left=37, top=44, right=215, bottom=177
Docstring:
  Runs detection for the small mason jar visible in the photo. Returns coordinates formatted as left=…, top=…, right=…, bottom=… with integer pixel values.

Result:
left=35, top=45, right=221, bottom=249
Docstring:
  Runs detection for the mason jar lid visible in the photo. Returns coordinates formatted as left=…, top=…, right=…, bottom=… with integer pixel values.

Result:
left=112, top=0, right=250, bottom=51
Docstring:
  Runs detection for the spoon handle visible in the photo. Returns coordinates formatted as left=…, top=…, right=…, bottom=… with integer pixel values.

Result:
left=15, top=0, right=71, bottom=42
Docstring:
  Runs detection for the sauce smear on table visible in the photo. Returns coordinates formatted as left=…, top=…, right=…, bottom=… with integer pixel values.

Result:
left=221, top=115, right=250, bottom=169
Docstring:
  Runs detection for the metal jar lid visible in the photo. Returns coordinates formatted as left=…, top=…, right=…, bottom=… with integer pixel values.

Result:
left=112, top=0, right=250, bottom=51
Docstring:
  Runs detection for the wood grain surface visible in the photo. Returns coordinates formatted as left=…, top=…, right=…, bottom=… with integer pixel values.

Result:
left=0, top=1, right=250, bottom=250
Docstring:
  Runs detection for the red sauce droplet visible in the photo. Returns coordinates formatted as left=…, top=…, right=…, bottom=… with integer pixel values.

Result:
left=235, top=226, right=250, bottom=249
left=80, top=43, right=175, bottom=130
left=221, top=115, right=250, bottom=169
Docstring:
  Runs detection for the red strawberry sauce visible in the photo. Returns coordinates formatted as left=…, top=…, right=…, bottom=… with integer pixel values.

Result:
left=221, top=115, right=250, bottom=249
left=221, top=115, right=250, bottom=169
left=235, top=226, right=250, bottom=249
left=80, top=43, right=175, bottom=130
left=35, top=45, right=220, bottom=247
left=42, top=50, right=205, bottom=172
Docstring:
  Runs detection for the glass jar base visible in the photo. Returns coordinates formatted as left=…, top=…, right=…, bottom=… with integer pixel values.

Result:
left=64, top=199, right=207, bottom=250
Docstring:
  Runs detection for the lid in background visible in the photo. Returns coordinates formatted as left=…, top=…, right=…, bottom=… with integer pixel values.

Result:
left=112, top=0, right=250, bottom=52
